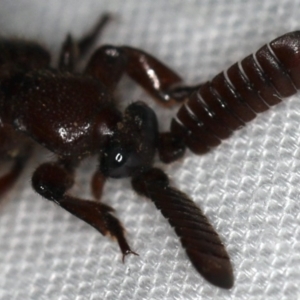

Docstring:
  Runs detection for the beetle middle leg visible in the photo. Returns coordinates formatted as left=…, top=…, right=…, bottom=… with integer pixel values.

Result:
left=31, top=160, right=137, bottom=260
left=85, top=45, right=202, bottom=103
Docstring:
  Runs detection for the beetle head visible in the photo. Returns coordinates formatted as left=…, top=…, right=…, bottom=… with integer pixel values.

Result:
left=99, top=102, right=158, bottom=178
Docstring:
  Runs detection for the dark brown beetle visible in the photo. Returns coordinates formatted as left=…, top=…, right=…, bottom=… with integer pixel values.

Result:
left=1, top=13, right=300, bottom=289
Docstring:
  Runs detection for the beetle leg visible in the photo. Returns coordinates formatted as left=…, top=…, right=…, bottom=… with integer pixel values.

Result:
left=59, top=13, right=111, bottom=71
left=91, top=170, right=106, bottom=200
left=84, top=45, right=128, bottom=91
left=131, top=168, right=233, bottom=289
left=86, top=45, right=200, bottom=104
left=32, top=161, right=137, bottom=260
left=121, top=46, right=203, bottom=105
left=164, top=83, right=203, bottom=102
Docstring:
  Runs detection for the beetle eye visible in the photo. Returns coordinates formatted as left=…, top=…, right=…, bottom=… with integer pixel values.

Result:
left=100, top=145, right=135, bottom=178
left=115, top=153, right=123, bottom=163
left=109, top=147, right=128, bottom=169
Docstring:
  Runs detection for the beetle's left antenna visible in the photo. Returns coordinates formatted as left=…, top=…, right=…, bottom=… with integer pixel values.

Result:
left=58, top=13, right=112, bottom=71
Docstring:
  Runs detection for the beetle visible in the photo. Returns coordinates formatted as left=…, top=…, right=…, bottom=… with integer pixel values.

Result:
left=1, top=13, right=299, bottom=289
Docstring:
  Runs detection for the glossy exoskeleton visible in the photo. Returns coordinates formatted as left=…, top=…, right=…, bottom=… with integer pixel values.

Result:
left=1, top=14, right=299, bottom=290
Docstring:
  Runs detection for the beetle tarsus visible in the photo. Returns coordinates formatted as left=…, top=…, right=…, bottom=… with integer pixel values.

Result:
left=122, top=249, right=139, bottom=263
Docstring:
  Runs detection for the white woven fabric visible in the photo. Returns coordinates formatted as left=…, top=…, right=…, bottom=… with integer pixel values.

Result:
left=0, top=1, right=300, bottom=299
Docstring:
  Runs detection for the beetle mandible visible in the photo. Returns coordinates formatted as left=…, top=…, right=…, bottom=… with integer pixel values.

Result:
left=1, top=13, right=299, bottom=289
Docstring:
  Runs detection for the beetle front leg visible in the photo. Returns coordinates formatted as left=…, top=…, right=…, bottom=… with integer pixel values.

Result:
left=91, top=169, right=106, bottom=200
left=31, top=161, right=137, bottom=260
left=120, top=46, right=191, bottom=105
left=86, top=45, right=201, bottom=105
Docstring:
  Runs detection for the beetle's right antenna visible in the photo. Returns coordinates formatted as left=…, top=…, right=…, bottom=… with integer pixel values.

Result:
left=131, top=168, right=234, bottom=289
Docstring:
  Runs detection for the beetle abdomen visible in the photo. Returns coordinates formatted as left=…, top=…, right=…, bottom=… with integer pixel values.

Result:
left=171, top=31, right=300, bottom=154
